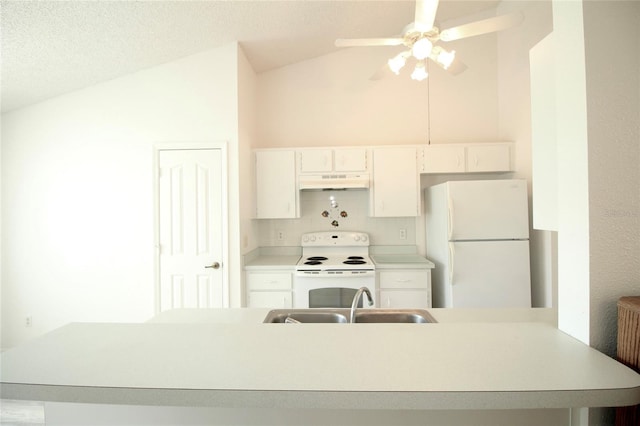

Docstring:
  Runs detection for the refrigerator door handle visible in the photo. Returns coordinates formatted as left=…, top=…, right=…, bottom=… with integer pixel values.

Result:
left=448, top=243, right=455, bottom=284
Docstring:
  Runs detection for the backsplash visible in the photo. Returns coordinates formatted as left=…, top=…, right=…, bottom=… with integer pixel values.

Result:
left=257, top=190, right=417, bottom=247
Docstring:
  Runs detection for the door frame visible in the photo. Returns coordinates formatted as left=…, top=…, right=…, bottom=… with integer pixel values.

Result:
left=152, top=141, right=230, bottom=313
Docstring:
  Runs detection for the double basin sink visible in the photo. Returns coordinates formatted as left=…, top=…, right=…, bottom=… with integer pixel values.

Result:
left=263, top=308, right=437, bottom=324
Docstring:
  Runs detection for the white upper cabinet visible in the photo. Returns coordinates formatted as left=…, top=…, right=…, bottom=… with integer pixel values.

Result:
left=333, top=148, right=368, bottom=171
left=255, top=150, right=299, bottom=219
left=299, top=148, right=368, bottom=173
left=421, top=143, right=513, bottom=174
left=421, top=144, right=465, bottom=173
left=371, top=147, right=419, bottom=217
left=466, top=144, right=512, bottom=172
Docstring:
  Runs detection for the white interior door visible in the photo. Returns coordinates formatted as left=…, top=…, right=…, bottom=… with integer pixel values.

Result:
left=157, top=148, right=224, bottom=311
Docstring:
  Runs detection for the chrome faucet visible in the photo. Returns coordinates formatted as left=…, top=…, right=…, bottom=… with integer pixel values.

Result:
left=350, top=287, right=374, bottom=323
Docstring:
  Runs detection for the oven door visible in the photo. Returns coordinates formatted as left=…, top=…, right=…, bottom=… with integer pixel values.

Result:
left=293, top=271, right=375, bottom=308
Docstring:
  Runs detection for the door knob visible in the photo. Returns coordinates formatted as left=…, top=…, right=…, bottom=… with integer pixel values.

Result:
left=205, top=262, right=221, bottom=269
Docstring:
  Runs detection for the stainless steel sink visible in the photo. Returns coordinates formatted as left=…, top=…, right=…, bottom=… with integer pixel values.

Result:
left=354, top=309, right=437, bottom=323
left=263, top=309, right=349, bottom=323
left=263, top=308, right=437, bottom=324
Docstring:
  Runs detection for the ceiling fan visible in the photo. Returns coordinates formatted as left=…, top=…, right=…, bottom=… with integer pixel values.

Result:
left=335, top=0, right=523, bottom=80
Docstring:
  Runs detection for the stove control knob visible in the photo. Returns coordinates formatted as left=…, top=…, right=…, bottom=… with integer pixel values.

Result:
left=354, top=235, right=361, bottom=241
left=361, top=235, right=368, bottom=242
left=302, top=235, right=309, bottom=242
left=310, top=236, right=316, bottom=242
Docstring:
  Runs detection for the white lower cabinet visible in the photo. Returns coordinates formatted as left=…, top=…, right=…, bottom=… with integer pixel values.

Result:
left=377, top=270, right=432, bottom=308
left=246, top=271, right=293, bottom=308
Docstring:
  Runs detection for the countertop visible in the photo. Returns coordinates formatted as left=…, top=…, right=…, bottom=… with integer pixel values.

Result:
left=244, top=255, right=300, bottom=270
left=371, top=254, right=435, bottom=269
left=2, top=308, right=639, bottom=411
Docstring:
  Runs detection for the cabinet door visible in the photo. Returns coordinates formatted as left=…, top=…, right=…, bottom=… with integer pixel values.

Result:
left=334, top=148, right=367, bottom=172
left=299, top=149, right=332, bottom=172
left=248, top=291, right=292, bottom=308
left=371, top=147, right=419, bottom=217
left=422, top=145, right=465, bottom=173
left=255, top=150, right=298, bottom=218
left=379, top=290, right=431, bottom=309
left=466, top=144, right=512, bottom=172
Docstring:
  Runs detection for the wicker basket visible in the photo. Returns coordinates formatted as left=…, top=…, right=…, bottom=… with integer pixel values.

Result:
left=616, top=296, right=640, bottom=425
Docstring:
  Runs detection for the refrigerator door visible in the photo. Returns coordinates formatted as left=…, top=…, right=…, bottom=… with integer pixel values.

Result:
left=447, top=180, right=529, bottom=241
left=449, top=240, right=531, bottom=308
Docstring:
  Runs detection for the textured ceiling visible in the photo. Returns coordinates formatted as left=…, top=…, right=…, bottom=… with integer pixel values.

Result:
left=1, top=0, right=499, bottom=113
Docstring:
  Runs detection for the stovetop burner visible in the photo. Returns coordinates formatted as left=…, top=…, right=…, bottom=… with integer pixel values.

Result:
left=343, top=259, right=366, bottom=265
left=304, top=260, right=323, bottom=265
left=307, top=256, right=328, bottom=261
left=347, top=256, right=364, bottom=260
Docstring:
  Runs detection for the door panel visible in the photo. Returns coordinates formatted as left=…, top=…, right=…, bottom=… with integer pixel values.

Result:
left=448, top=180, right=529, bottom=240
left=158, top=149, right=223, bottom=311
left=450, top=240, right=531, bottom=308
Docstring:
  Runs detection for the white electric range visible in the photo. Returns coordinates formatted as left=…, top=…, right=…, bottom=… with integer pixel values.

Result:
left=294, top=231, right=375, bottom=308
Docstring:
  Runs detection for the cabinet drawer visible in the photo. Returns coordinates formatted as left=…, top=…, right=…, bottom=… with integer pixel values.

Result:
left=378, top=270, right=430, bottom=289
left=247, top=272, right=292, bottom=290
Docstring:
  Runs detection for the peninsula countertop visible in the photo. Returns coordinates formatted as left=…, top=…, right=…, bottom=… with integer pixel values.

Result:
left=2, top=308, right=639, bottom=411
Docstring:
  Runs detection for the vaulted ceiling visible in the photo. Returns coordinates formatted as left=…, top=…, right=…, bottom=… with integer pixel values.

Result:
left=1, top=0, right=499, bottom=113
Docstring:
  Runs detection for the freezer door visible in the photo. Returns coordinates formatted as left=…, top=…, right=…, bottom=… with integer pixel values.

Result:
left=449, top=240, right=531, bottom=308
left=447, top=180, right=529, bottom=241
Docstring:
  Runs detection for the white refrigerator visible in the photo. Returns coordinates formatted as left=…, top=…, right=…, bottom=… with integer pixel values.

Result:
left=425, top=179, right=532, bottom=308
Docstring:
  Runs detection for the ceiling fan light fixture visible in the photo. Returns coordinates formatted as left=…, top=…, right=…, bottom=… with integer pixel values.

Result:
left=430, top=46, right=456, bottom=70
left=411, top=61, right=428, bottom=81
left=388, top=51, right=410, bottom=75
left=412, top=37, right=433, bottom=60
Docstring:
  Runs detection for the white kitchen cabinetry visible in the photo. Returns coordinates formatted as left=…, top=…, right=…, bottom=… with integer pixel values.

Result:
left=421, top=143, right=513, bottom=174
left=299, top=148, right=368, bottom=173
left=371, top=147, right=419, bottom=217
left=421, top=144, right=466, bottom=173
left=255, top=150, right=299, bottom=219
left=378, top=270, right=432, bottom=309
left=246, top=271, right=293, bottom=308
left=466, top=144, right=512, bottom=172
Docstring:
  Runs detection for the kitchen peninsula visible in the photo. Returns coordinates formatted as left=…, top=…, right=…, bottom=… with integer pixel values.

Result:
left=2, top=308, right=639, bottom=425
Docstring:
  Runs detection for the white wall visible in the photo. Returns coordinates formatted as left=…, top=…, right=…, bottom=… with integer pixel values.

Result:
left=1, top=44, right=243, bottom=348
left=237, top=46, right=259, bottom=306
left=583, top=0, right=640, bottom=355
left=497, top=0, right=554, bottom=308
left=257, top=30, right=499, bottom=148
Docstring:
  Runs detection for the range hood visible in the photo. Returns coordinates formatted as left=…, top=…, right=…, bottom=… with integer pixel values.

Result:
left=298, top=173, right=370, bottom=190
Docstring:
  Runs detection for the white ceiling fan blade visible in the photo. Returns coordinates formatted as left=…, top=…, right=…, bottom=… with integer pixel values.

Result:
left=440, top=11, right=524, bottom=42
left=335, top=38, right=404, bottom=47
left=370, top=64, right=394, bottom=81
left=439, top=57, right=467, bottom=76
left=414, top=0, right=439, bottom=31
